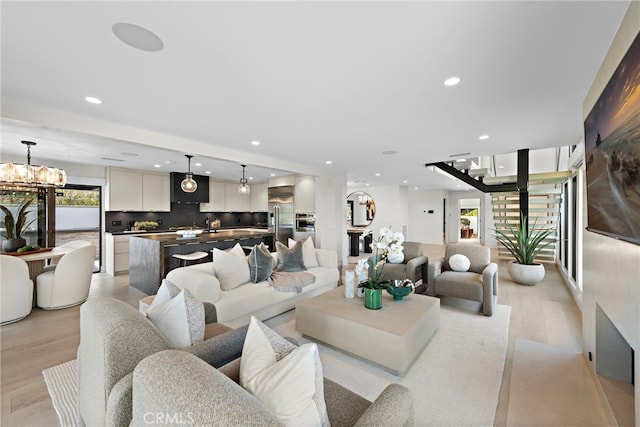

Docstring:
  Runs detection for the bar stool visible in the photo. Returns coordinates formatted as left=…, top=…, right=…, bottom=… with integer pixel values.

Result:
left=172, top=251, right=208, bottom=267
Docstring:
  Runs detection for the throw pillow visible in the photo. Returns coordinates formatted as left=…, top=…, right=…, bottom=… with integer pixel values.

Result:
left=248, top=244, right=274, bottom=283
left=147, top=278, right=181, bottom=312
left=227, top=242, right=246, bottom=258
left=146, top=288, right=205, bottom=349
left=449, top=253, right=471, bottom=272
left=240, top=317, right=329, bottom=427
left=213, top=248, right=251, bottom=290
left=288, top=237, right=318, bottom=268
left=275, top=240, right=307, bottom=272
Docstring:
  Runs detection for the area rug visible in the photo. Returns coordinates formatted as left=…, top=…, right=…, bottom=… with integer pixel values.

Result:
left=42, top=359, right=77, bottom=427
left=43, top=297, right=510, bottom=427
left=266, top=296, right=511, bottom=426
left=506, top=338, right=610, bottom=426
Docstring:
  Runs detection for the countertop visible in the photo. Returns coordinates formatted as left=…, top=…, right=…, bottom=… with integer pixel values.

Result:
left=127, top=228, right=274, bottom=244
left=107, top=227, right=268, bottom=236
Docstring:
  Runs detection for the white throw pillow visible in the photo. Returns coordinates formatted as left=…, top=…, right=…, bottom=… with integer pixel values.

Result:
left=240, top=316, right=329, bottom=427
left=449, top=254, right=471, bottom=272
left=288, top=237, right=318, bottom=268
left=213, top=248, right=251, bottom=291
left=227, top=242, right=246, bottom=258
left=146, top=289, right=205, bottom=349
left=146, top=279, right=181, bottom=313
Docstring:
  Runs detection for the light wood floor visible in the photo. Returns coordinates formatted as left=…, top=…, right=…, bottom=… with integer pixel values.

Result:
left=1, top=245, right=587, bottom=426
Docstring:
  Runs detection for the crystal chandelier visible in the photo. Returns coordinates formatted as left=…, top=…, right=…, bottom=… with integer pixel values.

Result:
left=237, top=164, right=250, bottom=195
left=0, top=141, right=67, bottom=187
left=180, top=154, right=197, bottom=193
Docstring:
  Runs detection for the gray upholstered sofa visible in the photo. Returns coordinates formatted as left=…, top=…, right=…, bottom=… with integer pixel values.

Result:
left=79, top=297, right=414, bottom=427
left=427, top=243, right=497, bottom=316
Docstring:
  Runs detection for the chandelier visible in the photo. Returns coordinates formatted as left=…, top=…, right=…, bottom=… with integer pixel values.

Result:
left=237, top=164, right=250, bottom=195
left=180, top=154, right=197, bottom=193
left=0, top=141, right=67, bottom=187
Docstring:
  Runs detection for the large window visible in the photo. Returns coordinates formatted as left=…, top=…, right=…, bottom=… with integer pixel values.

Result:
left=559, top=169, right=583, bottom=293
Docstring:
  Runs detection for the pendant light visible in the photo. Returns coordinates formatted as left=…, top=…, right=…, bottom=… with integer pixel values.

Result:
left=0, top=141, right=67, bottom=187
left=237, top=164, right=250, bottom=195
left=180, top=154, right=197, bottom=193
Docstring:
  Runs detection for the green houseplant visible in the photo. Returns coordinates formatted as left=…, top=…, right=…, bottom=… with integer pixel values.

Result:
left=1, top=196, right=37, bottom=253
left=494, top=214, right=553, bottom=285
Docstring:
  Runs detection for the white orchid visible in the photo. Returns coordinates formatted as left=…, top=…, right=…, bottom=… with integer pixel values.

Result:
left=358, top=226, right=405, bottom=290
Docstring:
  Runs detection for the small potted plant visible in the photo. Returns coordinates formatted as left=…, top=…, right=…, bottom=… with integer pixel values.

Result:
left=357, top=227, right=404, bottom=309
left=1, top=196, right=37, bottom=253
left=494, top=214, right=553, bottom=285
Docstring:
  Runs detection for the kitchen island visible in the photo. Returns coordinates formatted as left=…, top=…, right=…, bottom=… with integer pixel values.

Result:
left=129, top=229, right=274, bottom=295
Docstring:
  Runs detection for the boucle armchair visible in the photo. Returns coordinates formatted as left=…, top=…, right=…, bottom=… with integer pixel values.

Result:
left=77, top=297, right=245, bottom=427
left=0, top=255, right=33, bottom=325
left=132, top=350, right=415, bottom=426
left=368, top=241, right=428, bottom=284
left=427, top=243, right=497, bottom=316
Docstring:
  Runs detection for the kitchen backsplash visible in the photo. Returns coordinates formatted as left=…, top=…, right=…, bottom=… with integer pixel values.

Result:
left=105, top=203, right=267, bottom=232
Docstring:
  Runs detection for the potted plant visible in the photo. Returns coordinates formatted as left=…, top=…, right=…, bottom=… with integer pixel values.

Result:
left=494, top=214, right=553, bottom=285
left=357, top=227, right=404, bottom=309
left=1, top=196, right=37, bottom=253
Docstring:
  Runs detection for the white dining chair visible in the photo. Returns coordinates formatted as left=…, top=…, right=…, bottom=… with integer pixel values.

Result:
left=44, top=239, right=93, bottom=271
left=1, top=255, right=34, bottom=324
left=36, top=245, right=96, bottom=310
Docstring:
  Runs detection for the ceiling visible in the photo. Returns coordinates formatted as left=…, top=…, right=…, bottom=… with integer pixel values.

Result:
left=0, top=1, right=629, bottom=190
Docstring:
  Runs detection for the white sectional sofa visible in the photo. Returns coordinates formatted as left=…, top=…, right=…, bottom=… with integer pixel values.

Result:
left=163, top=248, right=339, bottom=328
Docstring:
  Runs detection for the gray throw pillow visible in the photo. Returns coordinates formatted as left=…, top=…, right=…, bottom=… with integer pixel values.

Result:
left=248, top=244, right=274, bottom=283
left=275, top=240, right=307, bottom=272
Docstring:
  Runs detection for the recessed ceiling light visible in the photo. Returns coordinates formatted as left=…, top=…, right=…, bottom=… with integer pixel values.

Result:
left=375, top=173, right=381, bottom=177
left=251, top=140, right=260, bottom=146
left=270, top=173, right=276, bottom=177
left=365, top=183, right=370, bottom=186
left=195, top=162, right=202, bottom=167
left=414, top=187, right=419, bottom=190
left=403, top=180, right=408, bottom=184
left=153, top=164, right=161, bottom=168
left=457, top=184, right=462, bottom=187
left=205, top=171, right=211, bottom=175
left=165, top=160, right=176, bottom=165
left=479, top=134, right=490, bottom=140
left=85, top=96, right=102, bottom=104
left=444, top=77, right=460, bottom=86
left=382, top=150, right=398, bottom=155
left=325, top=160, right=332, bottom=165
left=498, top=165, right=505, bottom=169
left=249, top=177, right=254, bottom=180
left=112, top=23, right=164, bottom=52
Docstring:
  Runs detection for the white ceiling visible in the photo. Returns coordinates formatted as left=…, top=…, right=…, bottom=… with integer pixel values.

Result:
left=0, top=1, right=629, bottom=190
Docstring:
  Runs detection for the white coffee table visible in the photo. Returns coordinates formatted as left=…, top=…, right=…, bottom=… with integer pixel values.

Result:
left=296, top=287, right=439, bottom=375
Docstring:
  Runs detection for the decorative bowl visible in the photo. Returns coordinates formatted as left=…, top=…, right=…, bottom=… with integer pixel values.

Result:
left=386, top=280, right=414, bottom=300
left=176, top=229, right=203, bottom=238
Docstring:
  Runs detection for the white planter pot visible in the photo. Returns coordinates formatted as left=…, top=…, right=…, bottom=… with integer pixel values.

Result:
left=507, top=261, right=545, bottom=285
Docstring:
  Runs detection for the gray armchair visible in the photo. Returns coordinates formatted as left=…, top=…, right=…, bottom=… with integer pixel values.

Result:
left=427, top=244, right=497, bottom=316
left=368, top=241, right=428, bottom=284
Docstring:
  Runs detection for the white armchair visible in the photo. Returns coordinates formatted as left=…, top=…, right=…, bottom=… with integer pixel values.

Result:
left=44, top=239, right=92, bottom=272
left=36, top=245, right=96, bottom=309
left=1, top=255, right=34, bottom=324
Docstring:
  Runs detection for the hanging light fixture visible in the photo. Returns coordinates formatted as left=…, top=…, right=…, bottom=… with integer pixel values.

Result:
left=180, top=154, right=197, bottom=193
left=237, top=164, right=250, bottom=195
left=0, top=141, right=67, bottom=187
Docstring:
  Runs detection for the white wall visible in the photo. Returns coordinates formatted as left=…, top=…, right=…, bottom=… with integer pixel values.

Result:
left=349, top=185, right=408, bottom=238
left=407, top=189, right=445, bottom=244
left=580, top=2, right=639, bottom=422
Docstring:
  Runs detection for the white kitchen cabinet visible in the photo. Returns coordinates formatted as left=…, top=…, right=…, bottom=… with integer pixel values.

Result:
left=295, top=176, right=316, bottom=212
left=200, top=179, right=227, bottom=212
left=142, top=172, right=170, bottom=211
left=225, top=182, right=250, bottom=212
left=105, top=234, right=131, bottom=275
left=106, top=168, right=143, bottom=211
left=250, top=183, right=268, bottom=212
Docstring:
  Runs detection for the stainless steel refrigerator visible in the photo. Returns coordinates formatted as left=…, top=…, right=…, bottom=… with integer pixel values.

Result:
left=268, top=185, right=294, bottom=245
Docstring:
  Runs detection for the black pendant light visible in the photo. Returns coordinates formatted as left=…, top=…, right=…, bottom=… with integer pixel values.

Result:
left=181, top=154, right=197, bottom=193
